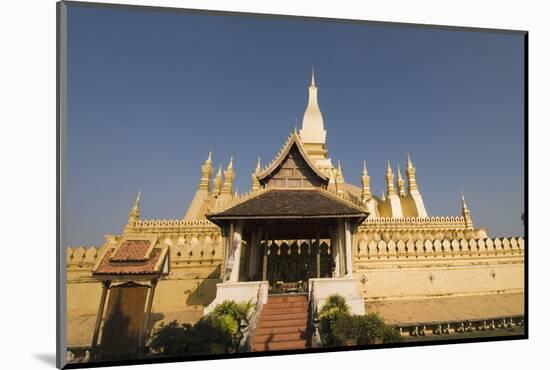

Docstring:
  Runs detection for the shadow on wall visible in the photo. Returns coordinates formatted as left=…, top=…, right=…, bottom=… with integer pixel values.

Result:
left=185, top=265, right=222, bottom=307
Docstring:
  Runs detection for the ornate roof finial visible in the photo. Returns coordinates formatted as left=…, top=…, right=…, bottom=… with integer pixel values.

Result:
left=386, top=160, right=393, bottom=174
left=337, top=160, right=342, bottom=174
left=311, top=65, right=316, bottom=86
left=363, top=160, right=368, bottom=176
left=407, top=153, right=413, bottom=168
left=216, top=164, right=222, bottom=177
left=206, top=150, right=212, bottom=164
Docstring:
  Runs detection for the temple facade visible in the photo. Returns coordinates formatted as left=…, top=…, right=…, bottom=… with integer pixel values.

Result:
left=66, top=71, right=524, bottom=358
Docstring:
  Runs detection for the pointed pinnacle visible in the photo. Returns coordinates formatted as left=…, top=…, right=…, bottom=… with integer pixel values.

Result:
left=227, top=156, right=233, bottom=170
left=311, top=65, right=316, bottom=86
left=386, top=160, right=393, bottom=174
left=407, top=153, right=413, bottom=168
left=256, top=157, right=261, bottom=173
left=216, top=165, right=222, bottom=177
left=206, top=150, right=212, bottom=163
left=461, top=192, right=468, bottom=208
left=397, top=165, right=403, bottom=179
left=363, top=160, right=368, bottom=175
left=134, top=190, right=141, bottom=207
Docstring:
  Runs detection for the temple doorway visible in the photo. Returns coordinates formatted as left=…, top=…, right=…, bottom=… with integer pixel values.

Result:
left=262, top=240, right=332, bottom=293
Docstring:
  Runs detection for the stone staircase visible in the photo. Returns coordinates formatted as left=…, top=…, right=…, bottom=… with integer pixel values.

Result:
left=250, top=294, right=309, bottom=352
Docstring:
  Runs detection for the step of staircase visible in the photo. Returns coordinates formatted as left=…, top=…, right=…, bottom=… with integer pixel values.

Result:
left=256, top=318, right=307, bottom=329
left=255, top=325, right=306, bottom=336
left=260, top=312, right=308, bottom=321
left=251, top=339, right=307, bottom=352
left=250, top=294, right=310, bottom=352
left=252, top=331, right=305, bottom=343
left=263, top=301, right=308, bottom=310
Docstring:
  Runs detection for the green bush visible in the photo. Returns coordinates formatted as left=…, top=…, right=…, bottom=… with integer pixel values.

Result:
left=381, top=325, right=403, bottom=344
left=149, top=300, right=253, bottom=356
left=318, top=295, right=351, bottom=346
left=331, top=314, right=362, bottom=345
left=149, top=320, right=193, bottom=356
left=316, top=297, right=402, bottom=346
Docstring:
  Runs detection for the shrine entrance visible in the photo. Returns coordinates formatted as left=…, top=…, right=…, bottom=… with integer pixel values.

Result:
left=206, top=188, right=368, bottom=293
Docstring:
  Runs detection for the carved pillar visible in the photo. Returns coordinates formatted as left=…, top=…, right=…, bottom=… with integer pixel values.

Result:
left=91, top=280, right=110, bottom=359
left=338, top=219, right=346, bottom=277
left=229, top=221, right=243, bottom=282
left=344, top=220, right=353, bottom=278
left=248, top=230, right=258, bottom=280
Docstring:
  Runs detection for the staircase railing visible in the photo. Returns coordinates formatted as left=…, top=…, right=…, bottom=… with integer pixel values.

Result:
left=243, top=281, right=269, bottom=352
left=308, top=280, right=322, bottom=348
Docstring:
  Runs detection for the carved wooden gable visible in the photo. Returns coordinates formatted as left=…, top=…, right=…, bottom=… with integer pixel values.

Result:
left=260, top=143, right=328, bottom=189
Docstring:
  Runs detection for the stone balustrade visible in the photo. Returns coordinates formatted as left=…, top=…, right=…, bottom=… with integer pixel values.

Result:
left=355, top=237, right=524, bottom=260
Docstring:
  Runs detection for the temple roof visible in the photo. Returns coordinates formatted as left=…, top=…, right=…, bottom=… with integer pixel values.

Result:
left=206, top=188, right=367, bottom=221
left=256, top=132, right=329, bottom=183
left=93, top=237, right=169, bottom=277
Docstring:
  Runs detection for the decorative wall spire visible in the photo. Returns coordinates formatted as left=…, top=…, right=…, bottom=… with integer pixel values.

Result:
left=252, top=157, right=261, bottom=191
left=221, top=157, right=235, bottom=196
left=198, top=151, right=213, bottom=191
left=397, top=165, right=406, bottom=197
left=213, top=165, right=223, bottom=196
left=385, top=161, right=396, bottom=197
left=361, top=160, right=372, bottom=203
left=335, top=160, right=344, bottom=196
left=406, top=153, right=419, bottom=193
left=461, top=192, right=473, bottom=229
left=128, top=190, right=141, bottom=222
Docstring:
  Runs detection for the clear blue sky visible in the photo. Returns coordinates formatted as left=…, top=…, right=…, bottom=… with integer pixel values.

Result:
left=66, top=4, right=525, bottom=247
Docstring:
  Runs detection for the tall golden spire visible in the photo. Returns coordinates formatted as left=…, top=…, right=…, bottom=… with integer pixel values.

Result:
left=300, top=67, right=326, bottom=145
left=385, top=161, right=396, bottom=197
left=461, top=192, right=473, bottom=229
left=361, top=160, right=372, bottom=203
left=397, top=165, right=406, bottom=197
left=406, top=153, right=419, bottom=193
left=198, top=151, right=213, bottom=191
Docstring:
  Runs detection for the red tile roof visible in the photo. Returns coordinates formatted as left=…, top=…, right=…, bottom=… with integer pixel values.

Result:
left=93, top=239, right=167, bottom=276
left=111, top=240, right=151, bottom=262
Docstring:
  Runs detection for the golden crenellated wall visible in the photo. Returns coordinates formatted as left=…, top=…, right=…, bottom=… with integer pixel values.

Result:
left=66, top=217, right=523, bottom=347
left=352, top=236, right=524, bottom=301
